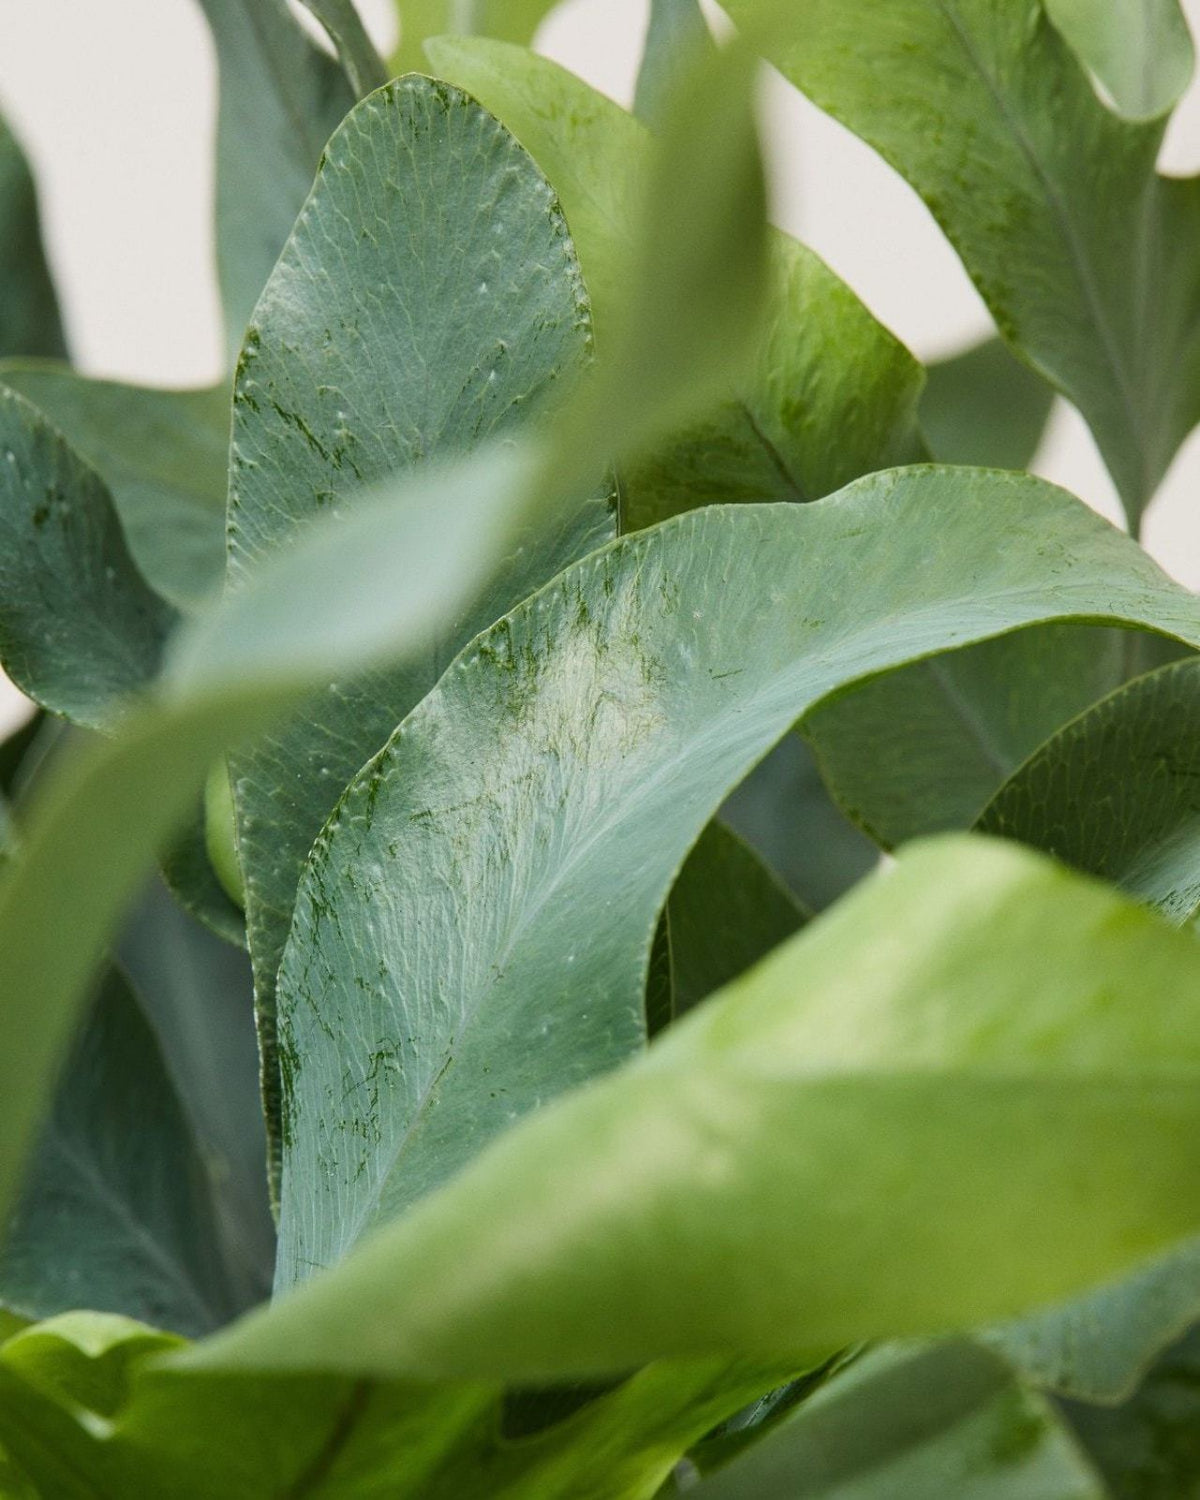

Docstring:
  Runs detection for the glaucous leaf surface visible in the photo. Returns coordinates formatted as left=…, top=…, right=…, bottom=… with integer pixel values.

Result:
left=721, top=735, right=879, bottom=912
left=0, top=1310, right=792, bottom=1498
left=0, top=21, right=770, bottom=1239
left=117, top=883, right=272, bottom=1306
left=426, top=38, right=926, bottom=526
left=0, top=971, right=238, bottom=1338
left=195, top=0, right=355, bottom=358
left=390, top=0, right=562, bottom=74
left=802, top=625, right=1184, bottom=848
left=724, top=0, right=1200, bottom=526
left=1045, top=0, right=1194, bottom=121
left=985, top=1240, right=1200, bottom=1403
left=0, top=364, right=228, bottom=611
left=687, top=1341, right=1105, bottom=1498
left=224, top=76, right=614, bottom=1189
left=0, top=115, right=65, bottom=361
left=214, top=835, right=1200, bottom=1379
left=973, top=657, right=1200, bottom=1401
left=978, top=656, right=1200, bottom=920
left=1064, top=1325, right=1200, bottom=1497
left=273, top=468, right=1200, bottom=1289
left=635, top=0, right=714, bottom=126
left=920, top=337, right=1056, bottom=470
left=667, top=820, right=808, bottom=1019
left=294, top=0, right=387, bottom=96
left=0, top=387, right=175, bottom=727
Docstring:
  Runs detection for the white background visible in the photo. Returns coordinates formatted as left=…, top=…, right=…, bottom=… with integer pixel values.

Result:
left=1, top=0, right=1199, bottom=735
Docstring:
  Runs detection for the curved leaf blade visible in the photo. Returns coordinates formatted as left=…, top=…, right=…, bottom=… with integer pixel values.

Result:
left=223, top=75, right=614, bottom=1188
left=0, top=388, right=176, bottom=727
left=209, top=836, right=1200, bottom=1380
left=1045, top=0, right=1194, bottom=121
left=273, top=467, right=1200, bottom=1288
left=0, top=115, right=65, bottom=362
left=0, top=364, right=228, bottom=612
left=920, top=336, right=1055, bottom=471
left=724, top=0, right=1200, bottom=525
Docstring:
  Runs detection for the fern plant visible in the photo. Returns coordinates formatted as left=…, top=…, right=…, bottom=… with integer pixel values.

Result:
left=2, top=1, right=1200, bottom=1494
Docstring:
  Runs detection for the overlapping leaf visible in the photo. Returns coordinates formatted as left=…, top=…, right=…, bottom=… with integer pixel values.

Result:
left=689, top=1342, right=1106, bottom=1498
left=390, top=0, right=562, bottom=75
left=272, top=467, right=1200, bottom=1289
left=1045, top=0, right=1193, bottom=120
left=0, top=364, right=228, bottom=611
left=0, top=387, right=175, bottom=727
left=223, top=74, right=615, bottom=1188
left=0, top=971, right=239, bottom=1338
left=724, top=0, right=1200, bottom=526
left=213, top=835, right=1200, bottom=1380
left=195, top=0, right=356, bottom=357
left=0, top=114, right=65, bottom=362
left=426, top=37, right=927, bottom=528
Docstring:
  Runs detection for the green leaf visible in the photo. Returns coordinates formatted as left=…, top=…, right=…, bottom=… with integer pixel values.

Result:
left=667, top=820, right=808, bottom=1019
left=271, top=467, right=1200, bottom=1291
left=294, top=0, right=387, bottom=96
left=0, top=115, right=66, bottom=361
left=207, top=835, right=1200, bottom=1380
left=802, top=625, right=1185, bottom=848
left=920, top=337, right=1056, bottom=470
left=724, top=0, right=1200, bottom=526
left=1064, top=1325, right=1200, bottom=1497
left=972, top=657, right=1200, bottom=1402
left=392, top=0, right=562, bottom=75
left=0, top=20, right=770, bottom=1244
left=0, top=387, right=176, bottom=728
left=116, top=882, right=272, bottom=1307
left=223, top=75, right=614, bottom=1194
left=426, top=38, right=925, bottom=524
left=0, top=1320, right=790, bottom=1500
left=985, top=1239, right=1200, bottom=1403
left=687, top=1341, right=1106, bottom=1498
left=978, top=656, right=1200, bottom=921
left=1045, top=0, right=1194, bottom=121
left=635, top=0, right=714, bottom=127
left=1, top=970, right=240, bottom=1338
left=195, top=0, right=356, bottom=359
left=160, top=808, right=247, bottom=949
left=721, top=735, right=879, bottom=912
left=0, top=364, right=229, bottom=612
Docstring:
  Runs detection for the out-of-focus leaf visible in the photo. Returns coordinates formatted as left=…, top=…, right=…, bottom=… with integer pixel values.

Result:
left=393, top=0, right=562, bottom=74
left=973, top=656, right=1200, bottom=1401
left=635, top=0, right=714, bottom=126
left=0, top=714, right=41, bottom=801
left=688, top=1341, right=1105, bottom=1498
left=725, top=0, right=1200, bottom=527
left=207, top=835, right=1200, bottom=1380
left=1064, top=1325, right=1200, bottom=1497
left=1045, top=0, right=1194, bottom=122
left=426, top=38, right=925, bottom=524
left=0, top=388, right=175, bottom=728
left=0, top=971, right=239, bottom=1337
left=0, top=365, right=228, bottom=612
left=294, top=0, right=387, bottom=96
left=0, top=1311, right=789, bottom=1500
left=224, top=75, right=614, bottom=1195
left=802, top=625, right=1185, bottom=849
left=0, top=14, right=771, bottom=1241
left=667, top=820, right=808, bottom=1018
left=920, top=337, right=1055, bottom=470
left=269, top=468, right=1200, bottom=1291
left=161, top=807, right=247, bottom=949
left=978, top=656, right=1200, bottom=921
left=116, top=882, right=271, bottom=1306
left=195, top=0, right=356, bottom=358
left=0, top=115, right=66, bottom=361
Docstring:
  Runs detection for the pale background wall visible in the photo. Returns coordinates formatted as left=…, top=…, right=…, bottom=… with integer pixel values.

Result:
left=1, top=0, right=1199, bottom=736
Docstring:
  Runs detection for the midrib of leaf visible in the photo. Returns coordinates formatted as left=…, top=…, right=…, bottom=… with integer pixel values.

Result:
left=737, top=401, right=811, bottom=503
left=925, top=654, right=1012, bottom=779
left=277, top=1379, right=373, bottom=1499
left=933, top=0, right=1150, bottom=503
left=37, top=1131, right=219, bottom=1332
